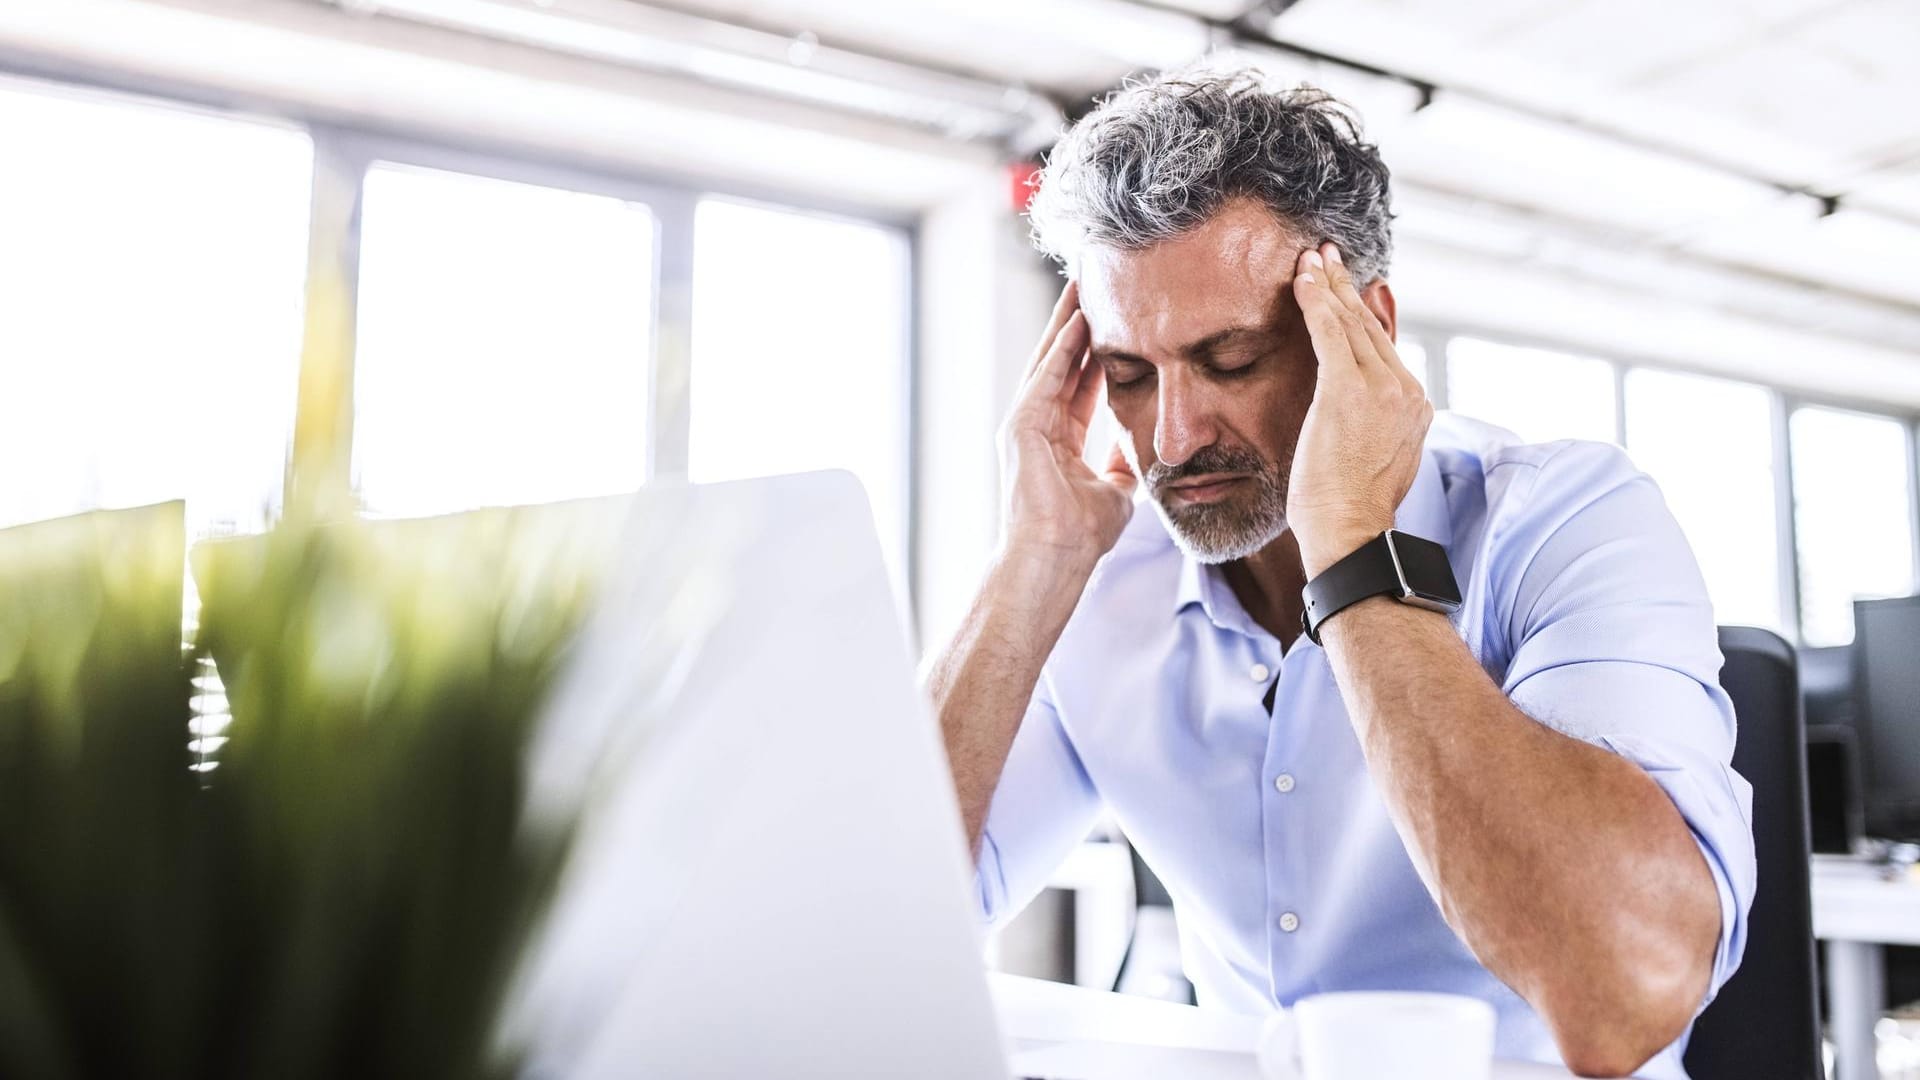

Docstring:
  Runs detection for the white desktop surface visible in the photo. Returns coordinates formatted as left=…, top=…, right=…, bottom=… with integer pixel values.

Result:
left=1812, top=854, right=1920, bottom=946
left=990, top=973, right=1578, bottom=1080
left=1812, top=855, right=1920, bottom=1080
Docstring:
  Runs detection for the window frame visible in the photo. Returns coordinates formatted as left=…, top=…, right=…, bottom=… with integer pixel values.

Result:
left=1, top=63, right=922, bottom=606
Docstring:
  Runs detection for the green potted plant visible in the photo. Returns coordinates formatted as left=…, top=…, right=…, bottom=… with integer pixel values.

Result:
left=0, top=499, right=620, bottom=1080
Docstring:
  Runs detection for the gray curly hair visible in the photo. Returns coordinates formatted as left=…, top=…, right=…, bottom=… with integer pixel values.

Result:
left=1027, top=65, right=1395, bottom=285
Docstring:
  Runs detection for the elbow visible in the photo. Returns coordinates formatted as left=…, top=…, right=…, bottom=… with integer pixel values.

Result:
left=1546, top=849, right=1721, bottom=1077
left=1548, top=967, right=1703, bottom=1078
left=1558, top=1035, right=1665, bottom=1079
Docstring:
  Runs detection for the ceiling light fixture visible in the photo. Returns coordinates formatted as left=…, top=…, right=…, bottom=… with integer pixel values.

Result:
left=332, top=0, right=1064, bottom=150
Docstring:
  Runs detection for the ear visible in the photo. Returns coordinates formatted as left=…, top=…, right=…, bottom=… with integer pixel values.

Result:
left=1360, top=278, right=1398, bottom=342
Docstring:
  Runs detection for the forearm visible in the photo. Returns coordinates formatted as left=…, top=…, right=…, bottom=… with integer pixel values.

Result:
left=923, top=546, right=1091, bottom=857
left=1318, top=596, right=1720, bottom=1076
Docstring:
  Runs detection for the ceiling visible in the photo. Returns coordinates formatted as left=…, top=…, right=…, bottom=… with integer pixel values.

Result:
left=654, top=0, right=1918, bottom=196
left=646, top=0, right=1920, bottom=402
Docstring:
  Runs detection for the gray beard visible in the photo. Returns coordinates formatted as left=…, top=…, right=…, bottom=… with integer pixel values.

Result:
left=1138, top=443, right=1292, bottom=565
left=1152, top=470, right=1288, bottom=564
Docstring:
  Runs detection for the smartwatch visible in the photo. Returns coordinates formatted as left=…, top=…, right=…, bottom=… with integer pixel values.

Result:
left=1300, top=529, right=1462, bottom=646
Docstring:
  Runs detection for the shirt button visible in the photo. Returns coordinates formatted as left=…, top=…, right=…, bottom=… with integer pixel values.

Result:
left=1278, top=912, right=1300, bottom=933
left=1274, top=773, right=1296, bottom=794
left=1249, top=663, right=1270, bottom=683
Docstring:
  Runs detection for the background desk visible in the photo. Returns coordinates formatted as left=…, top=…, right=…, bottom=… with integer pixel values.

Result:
left=991, top=972, right=1577, bottom=1080
left=1814, top=855, right=1920, bottom=1080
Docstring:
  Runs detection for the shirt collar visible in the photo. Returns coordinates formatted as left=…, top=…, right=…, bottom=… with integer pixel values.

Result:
left=1173, top=544, right=1230, bottom=627
left=1172, top=445, right=1452, bottom=622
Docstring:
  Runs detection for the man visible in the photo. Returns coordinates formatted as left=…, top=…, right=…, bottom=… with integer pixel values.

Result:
left=925, top=67, right=1755, bottom=1079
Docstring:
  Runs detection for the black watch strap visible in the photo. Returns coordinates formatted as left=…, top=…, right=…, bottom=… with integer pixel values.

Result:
left=1299, top=529, right=1460, bottom=646
left=1300, top=533, right=1398, bottom=646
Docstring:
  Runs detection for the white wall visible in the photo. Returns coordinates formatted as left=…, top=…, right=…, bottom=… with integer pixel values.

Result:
left=911, top=189, right=1061, bottom=654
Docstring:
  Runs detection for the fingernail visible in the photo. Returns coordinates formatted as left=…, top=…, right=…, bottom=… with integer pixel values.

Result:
left=1305, top=251, right=1324, bottom=269
left=1327, top=246, right=1343, bottom=264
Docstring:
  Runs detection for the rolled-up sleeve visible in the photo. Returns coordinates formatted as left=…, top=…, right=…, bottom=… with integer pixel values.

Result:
left=974, top=671, right=1102, bottom=927
left=1492, top=441, right=1757, bottom=1008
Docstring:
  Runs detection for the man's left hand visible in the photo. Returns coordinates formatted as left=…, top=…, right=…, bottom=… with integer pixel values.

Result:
left=1286, top=241, right=1433, bottom=579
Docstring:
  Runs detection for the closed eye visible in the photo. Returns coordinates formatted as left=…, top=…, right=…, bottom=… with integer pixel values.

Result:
left=1209, top=354, right=1261, bottom=378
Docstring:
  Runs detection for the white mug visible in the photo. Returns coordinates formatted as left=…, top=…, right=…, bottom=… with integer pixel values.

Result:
left=1257, top=991, right=1497, bottom=1080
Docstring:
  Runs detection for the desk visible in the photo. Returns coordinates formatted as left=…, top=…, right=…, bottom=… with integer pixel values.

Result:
left=990, top=972, right=1577, bottom=1080
left=1814, top=855, right=1920, bottom=1080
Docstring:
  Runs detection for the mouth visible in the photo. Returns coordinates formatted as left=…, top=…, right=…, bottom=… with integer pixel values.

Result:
left=1162, top=475, right=1248, bottom=505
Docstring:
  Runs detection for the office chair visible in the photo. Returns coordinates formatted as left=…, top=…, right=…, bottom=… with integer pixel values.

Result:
left=1806, top=723, right=1865, bottom=855
left=1683, top=626, right=1822, bottom=1080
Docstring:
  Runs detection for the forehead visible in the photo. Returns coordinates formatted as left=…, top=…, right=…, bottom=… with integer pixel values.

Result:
left=1077, top=199, right=1303, bottom=356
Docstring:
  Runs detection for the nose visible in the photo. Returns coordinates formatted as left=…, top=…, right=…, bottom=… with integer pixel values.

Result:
left=1153, top=368, right=1217, bottom=469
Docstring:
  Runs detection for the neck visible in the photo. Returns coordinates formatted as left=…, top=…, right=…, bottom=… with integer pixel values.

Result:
left=1220, top=527, right=1309, bottom=646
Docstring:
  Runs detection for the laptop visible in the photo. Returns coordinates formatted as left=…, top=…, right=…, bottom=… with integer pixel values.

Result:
left=505, top=470, right=1017, bottom=1078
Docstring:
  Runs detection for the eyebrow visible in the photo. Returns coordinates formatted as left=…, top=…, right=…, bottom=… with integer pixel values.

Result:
left=1090, top=275, right=1301, bottom=365
left=1092, top=324, right=1278, bottom=365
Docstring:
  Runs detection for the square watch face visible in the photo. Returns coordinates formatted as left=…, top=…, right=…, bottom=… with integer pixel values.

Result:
left=1388, top=530, right=1463, bottom=608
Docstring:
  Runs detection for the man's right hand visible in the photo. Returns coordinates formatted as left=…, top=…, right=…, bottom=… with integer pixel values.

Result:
left=996, top=281, right=1138, bottom=573
left=929, top=281, right=1138, bottom=856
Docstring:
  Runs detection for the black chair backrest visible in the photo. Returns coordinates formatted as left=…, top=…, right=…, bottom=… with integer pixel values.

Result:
left=1805, top=723, right=1865, bottom=855
left=1683, top=626, right=1821, bottom=1080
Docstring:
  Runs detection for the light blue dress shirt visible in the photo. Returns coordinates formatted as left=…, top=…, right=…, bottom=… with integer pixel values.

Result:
left=975, top=412, right=1757, bottom=1079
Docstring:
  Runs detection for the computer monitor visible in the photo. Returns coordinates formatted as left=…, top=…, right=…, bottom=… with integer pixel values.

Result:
left=1852, top=595, right=1920, bottom=840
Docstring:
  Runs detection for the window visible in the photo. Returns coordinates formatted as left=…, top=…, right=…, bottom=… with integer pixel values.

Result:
left=1396, top=339, right=1429, bottom=391
left=688, top=198, right=911, bottom=585
left=1790, top=407, right=1917, bottom=646
left=0, top=78, right=311, bottom=538
left=1624, top=369, right=1781, bottom=631
left=0, top=73, right=921, bottom=627
left=351, top=163, right=656, bottom=518
left=1445, top=337, right=1616, bottom=444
